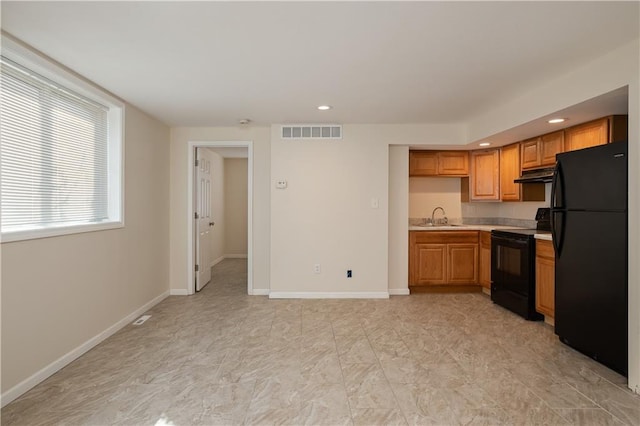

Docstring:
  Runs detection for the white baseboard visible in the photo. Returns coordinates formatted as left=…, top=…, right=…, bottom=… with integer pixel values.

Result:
left=1, top=290, right=169, bottom=408
left=269, top=292, right=389, bottom=299
left=209, top=255, right=225, bottom=269
left=170, top=288, right=189, bottom=296
left=389, top=288, right=410, bottom=295
left=251, top=288, right=270, bottom=296
left=224, top=254, right=248, bottom=259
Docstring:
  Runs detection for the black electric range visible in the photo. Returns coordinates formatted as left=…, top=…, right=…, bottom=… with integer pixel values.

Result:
left=490, top=208, right=551, bottom=320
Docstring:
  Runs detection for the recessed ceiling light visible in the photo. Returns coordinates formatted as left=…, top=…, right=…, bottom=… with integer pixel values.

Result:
left=317, top=105, right=332, bottom=111
left=479, top=142, right=491, bottom=147
left=548, top=118, right=565, bottom=124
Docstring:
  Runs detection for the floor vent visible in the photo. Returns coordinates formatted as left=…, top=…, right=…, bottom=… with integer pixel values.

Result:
left=281, top=125, right=342, bottom=140
left=132, top=314, right=151, bottom=325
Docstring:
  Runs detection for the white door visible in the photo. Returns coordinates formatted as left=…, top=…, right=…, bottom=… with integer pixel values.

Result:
left=195, top=148, right=214, bottom=291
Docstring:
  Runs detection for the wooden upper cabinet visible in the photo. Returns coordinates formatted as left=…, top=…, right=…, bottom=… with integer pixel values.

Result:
left=438, top=151, right=469, bottom=176
left=540, top=131, right=564, bottom=166
left=470, top=149, right=500, bottom=201
left=564, top=116, right=628, bottom=152
left=409, top=151, right=468, bottom=177
left=521, top=131, right=564, bottom=170
left=500, top=143, right=521, bottom=201
left=521, top=138, right=541, bottom=170
left=409, top=151, right=438, bottom=176
left=564, top=118, right=609, bottom=151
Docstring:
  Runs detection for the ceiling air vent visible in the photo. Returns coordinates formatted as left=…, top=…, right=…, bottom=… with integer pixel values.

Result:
left=281, top=125, right=342, bottom=140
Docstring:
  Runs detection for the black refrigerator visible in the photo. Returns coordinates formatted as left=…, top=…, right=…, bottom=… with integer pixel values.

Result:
left=551, top=140, right=628, bottom=376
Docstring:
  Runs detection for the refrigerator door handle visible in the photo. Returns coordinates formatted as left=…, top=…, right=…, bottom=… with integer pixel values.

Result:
left=551, top=161, right=561, bottom=209
left=551, top=211, right=563, bottom=255
left=550, top=160, right=563, bottom=256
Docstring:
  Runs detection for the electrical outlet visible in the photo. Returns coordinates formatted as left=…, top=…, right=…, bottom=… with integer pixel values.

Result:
left=313, top=263, right=321, bottom=274
left=347, top=270, right=352, bottom=278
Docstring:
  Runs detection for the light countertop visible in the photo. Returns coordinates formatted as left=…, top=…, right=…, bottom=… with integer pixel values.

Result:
left=534, top=233, right=553, bottom=241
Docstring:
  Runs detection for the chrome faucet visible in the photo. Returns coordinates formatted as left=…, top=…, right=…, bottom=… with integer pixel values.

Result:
left=431, top=206, right=447, bottom=226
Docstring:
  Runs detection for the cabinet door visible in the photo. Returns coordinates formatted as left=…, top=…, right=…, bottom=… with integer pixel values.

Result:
left=413, top=243, right=447, bottom=285
left=479, top=232, right=491, bottom=289
left=470, top=149, right=500, bottom=201
left=409, top=151, right=438, bottom=176
left=535, top=256, right=555, bottom=318
left=438, top=151, right=469, bottom=176
left=521, top=137, right=541, bottom=170
left=447, top=243, right=478, bottom=284
left=564, top=118, right=608, bottom=152
left=500, top=143, right=521, bottom=201
left=535, top=240, right=555, bottom=318
left=540, top=131, right=564, bottom=166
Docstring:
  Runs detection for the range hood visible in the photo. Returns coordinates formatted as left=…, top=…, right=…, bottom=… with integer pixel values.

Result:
left=514, top=167, right=555, bottom=184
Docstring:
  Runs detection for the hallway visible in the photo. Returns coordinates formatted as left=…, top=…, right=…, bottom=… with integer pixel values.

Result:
left=3, top=258, right=639, bottom=425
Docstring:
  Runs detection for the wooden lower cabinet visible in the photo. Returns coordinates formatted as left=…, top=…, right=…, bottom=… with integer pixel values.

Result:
left=479, top=231, right=491, bottom=289
left=535, top=239, right=555, bottom=319
left=448, top=244, right=479, bottom=284
left=413, top=243, right=446, bottom=285
left=410, top=231, right=479, bottom=291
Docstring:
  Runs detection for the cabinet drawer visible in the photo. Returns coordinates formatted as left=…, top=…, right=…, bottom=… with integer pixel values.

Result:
left=411, top=231, right=479, bottom=244
left=536, top=239, right=554, bottom=258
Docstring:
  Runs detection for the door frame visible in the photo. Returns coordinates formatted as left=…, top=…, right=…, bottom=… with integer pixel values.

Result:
left=187, top=140, right=253, bottom=295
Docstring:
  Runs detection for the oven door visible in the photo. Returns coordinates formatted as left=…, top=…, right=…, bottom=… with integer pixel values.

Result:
left=491, top=234, right=532, bottom=296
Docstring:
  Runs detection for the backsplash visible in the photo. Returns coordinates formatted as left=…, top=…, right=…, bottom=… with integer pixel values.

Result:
left=409, top=217, right=464, bottom=226
left=461, top=216, right=538, bottom=228
left=409, top=216, right=538, bottom=228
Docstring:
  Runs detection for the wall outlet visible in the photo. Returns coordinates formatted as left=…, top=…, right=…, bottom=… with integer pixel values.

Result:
left=313, top=263, right=321, bottom=274
left=347, top=270, right=352, bottom=278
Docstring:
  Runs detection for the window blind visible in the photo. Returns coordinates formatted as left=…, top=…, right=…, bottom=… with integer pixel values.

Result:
left=1, top=56, right=111, bottom=234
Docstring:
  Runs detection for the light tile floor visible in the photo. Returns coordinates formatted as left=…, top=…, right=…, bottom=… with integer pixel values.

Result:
left=3, top=259, right=639, bottom=425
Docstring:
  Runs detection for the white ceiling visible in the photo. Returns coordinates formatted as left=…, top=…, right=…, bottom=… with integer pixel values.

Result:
left=1, top=2, right=638, bottom=130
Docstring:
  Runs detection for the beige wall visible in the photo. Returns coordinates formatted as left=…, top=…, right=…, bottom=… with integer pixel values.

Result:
left=409, top=177, right=463, bottom=221
left=269, top=124, right=465, bottom=296
left=224, top=158, right=248, bottom=256
left=1, top=105, right=170, bottom=395
left=169, top=127, right=270, bottom=293
left=388, top=146, right=409, bottom=294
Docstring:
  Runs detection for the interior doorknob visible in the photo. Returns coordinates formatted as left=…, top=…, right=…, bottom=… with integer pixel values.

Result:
left=209, top=221, right=215, bottom=227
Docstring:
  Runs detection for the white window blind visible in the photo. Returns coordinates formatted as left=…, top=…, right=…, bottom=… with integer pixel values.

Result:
left=1, top=55, right=119, bottom=239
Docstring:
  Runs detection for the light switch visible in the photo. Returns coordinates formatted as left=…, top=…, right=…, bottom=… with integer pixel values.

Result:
left=276, top=180, right=287, bottom=189
left=370, top=197, right=379, bottom=209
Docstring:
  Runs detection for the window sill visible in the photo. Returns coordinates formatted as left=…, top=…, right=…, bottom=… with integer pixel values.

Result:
left=1, top=221, right=125, bottom=243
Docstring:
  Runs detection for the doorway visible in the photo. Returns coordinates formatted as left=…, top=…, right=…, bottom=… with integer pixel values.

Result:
left=187, top=141, right=253, bottom=295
